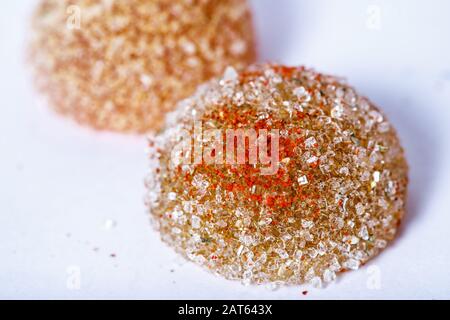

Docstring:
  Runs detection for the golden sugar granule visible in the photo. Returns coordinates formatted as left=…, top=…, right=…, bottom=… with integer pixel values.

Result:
left=28, top=0, right=256, bottom=133
left=146, top=64, right=408, bottom=287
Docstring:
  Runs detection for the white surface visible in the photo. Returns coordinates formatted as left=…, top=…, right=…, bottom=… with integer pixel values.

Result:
left=1, top=0, right=450, bottom=299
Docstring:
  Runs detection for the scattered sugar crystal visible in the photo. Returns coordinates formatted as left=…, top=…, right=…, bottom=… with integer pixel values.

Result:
left=216, top=220, right=227, bottom=228
left=298, top=175, right=308, bottom=186
left=191, top=216, right=201, bottom=229
left=140, top=74, right=153, bottom=88
left=181, top=40, right=196, bottom=55
left=317, top=242, right=327, bottom=256
left=344, top=89, right=356, bottom=106
left=359, top=225, right=369, bottom=240
left=359, top=98, right=370, bottom=111
left=192, top=174, right=210, bottom=197
left=307, top=156, right=318, bottom=165
left=304, top=267, right=316, bottom=281
left=344, top=258, right=360, bottom=270
left=370, top=151, right=380, bottom=164
left=339, top=166, right=349, bottom=176
left=373, top=171, right=381, bottom=182
left=171, top=208, right=183, bottom=220
left=342, top=198, right=349, bottom=214
left=241, top=235, right=254, bottom=246
left=355, top=203, right=364, bottom=216
left=375, top=239, right=387, bottom=248
left=310, top=276, right=322, bottom=288
left=223, top=66, right=238, bottom=82
left=361, top=171, right=371, bottom=181
left=353, top=250, right=366, bottom=260
left=276, top=249, right=289, bottom=259
left=331, top=104, right=344, bottom=118
left=369, top=110, right=384, bottom=123
left=195, top=255, right=206, bottom=265
left=335, top=217, right=344, bottom=229
left=230, top=40, right=247, bottom=55
left=386, top=181, right=396, bottom=195
left=323, top=269, right=336, bottom=283
left=329, top=257, right=341, bottom=272
left=302, top=220, right=314, bottom=229
left=168, top=192, right=177, bottom=201
left=293, top=86, right=307, bottom=98
left=182, top=201, right=193, bottom=213
left=281, top=233, right=292, bottom=241
left=308, top=248, right=318, bottom=259
left=335, top=88, right=345, bottom=98
left=378, top=198, right=389, bottom=209
left=378, top=122, right=390, bottom=133
left=243, top=269, right=253, bottom=280
left=301, top=230, right=314, bottom=242
left=272, top=75, right=282, bottom=84
left=237, top=245, right=244, bottom=256
left=350, top=236, right=360, bottom=244
left=305, top=136, right=317, bottom=148
left=293, top=103, right=304, bottom=112
left=191, top=233, right=201, bottom=243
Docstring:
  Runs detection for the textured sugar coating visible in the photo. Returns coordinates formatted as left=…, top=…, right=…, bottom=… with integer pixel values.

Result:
left=28, top=0, right=256, bottom=133
left=146, top=64, right=408, bottom=287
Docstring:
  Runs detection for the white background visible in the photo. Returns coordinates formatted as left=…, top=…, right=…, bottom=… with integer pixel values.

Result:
left=1, top=0, right=450, bottom=299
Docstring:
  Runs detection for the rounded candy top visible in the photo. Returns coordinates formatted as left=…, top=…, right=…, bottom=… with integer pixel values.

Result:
left=29, top=0, right=256, bottom=133
left=146, top=64, right=408, bottom=286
